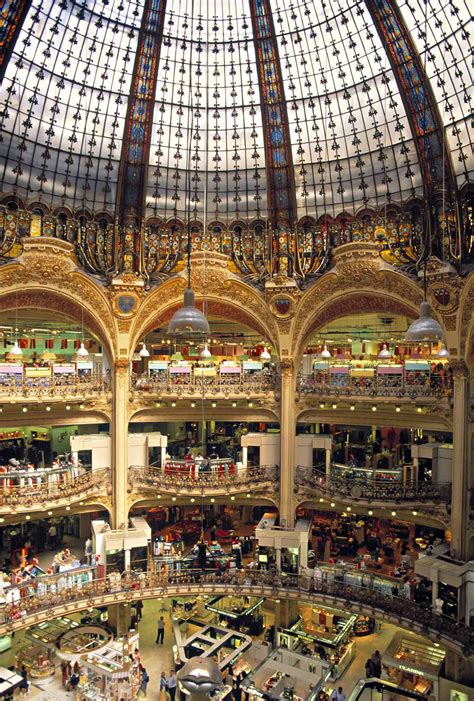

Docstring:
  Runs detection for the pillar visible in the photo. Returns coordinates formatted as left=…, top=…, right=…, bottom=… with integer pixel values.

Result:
left=274, top=599, right=299, bottom=630
left=242, top=445, right=248, bottom=469
left=325, top=447, right=331, bottom=477
left=112, top=360, right=130, bottom=530
left=108, top=603, right=131, bottom=636
left=450, top=361, right=470, bottom=560
left=161, top=444, right=167, bottom=474
left=280, top=362, right=296, bottom=527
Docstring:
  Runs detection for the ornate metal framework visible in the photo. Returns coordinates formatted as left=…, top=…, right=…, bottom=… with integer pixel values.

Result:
left=0, top=0, right=31, bottom=82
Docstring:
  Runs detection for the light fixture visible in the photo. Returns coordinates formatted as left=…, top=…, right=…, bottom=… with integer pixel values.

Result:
left=248, top=401, right=254, bottom=408
left=156, top=401, right=161, bottom=408
left=210, top=497, right=215, bottom=503
left=368, top=510, right=373, bottom=516
left=246, top=493, right=251, bottom=498
left=25, top=515, right=30, bottom=520
left=46, top=405, right=51, bottom=412
left=437, top=343, right=450, bottom=358
left=347, top=506, right=351, bottom=512
left=9, top=340, right=23, bottom=357
left=378, top=343, right=392, bottom=359
left=405, top=300, right=443, bottom=343
left=332, top=403, right=337, bottom=409
left=190, top=401, right=196, bottom=408
left=190, top=498, right=195, bottom=503
left=260, top=346, right=271, bottom=361
left=330, top=502, right=335, bottom=508
left=79, top=403, right=84, bottom=409
left=395, top=405, right=401, bottom=412
left=66, top=506, right=70, bottom=511
left=232, top=402, right=237, bottom=408
left=211, top=401, right=217, bottom=408
left=47, top=511, right=53, bottom=516
left=350, top=404, right=355, bottom=411
left=139, top=342, right=150, bottom=358
left=172, top=496, right=176, bottom=502
left=230, top=496, right=235, bottom=501
left=77, top=342, right=89, bottom=359
left=412, top=511, right=418, bottom=516
left=65, top=404, right=71, bottom=411
left=416, top=406, right=423, bottom=413
left=321, top=344, right=331, bottom=358
left=371, top=405, right=377, bottom=412
left=22, top=405, right=27, bottom=413
left=391, top=511, right=397, bottom=516
left=319, top=402, right=325, bottom=409
left=171, top=401, right=176, bottom=408
left=200, top=344, right=212, bottom=359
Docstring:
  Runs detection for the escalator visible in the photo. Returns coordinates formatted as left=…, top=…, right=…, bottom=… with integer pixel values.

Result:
left=347, top=677, right=429, bottom=701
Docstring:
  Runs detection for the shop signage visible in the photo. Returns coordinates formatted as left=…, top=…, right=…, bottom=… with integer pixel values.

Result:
left=398, top=663, right=423, bottom=675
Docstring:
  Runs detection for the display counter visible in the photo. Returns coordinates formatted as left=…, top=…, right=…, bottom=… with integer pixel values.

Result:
left=205, top=595, right=266, bottom=636
left=382, top=631, right=445, bottom=700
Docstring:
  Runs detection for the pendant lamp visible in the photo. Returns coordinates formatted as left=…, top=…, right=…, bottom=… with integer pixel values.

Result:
left=378, top=343, right=392, bottom=359
left=139, top=342, right=150, bottom=358
left=76, top=342, right=89, bottom=359
left=10, top=340, right=23, bottom=357
left=260, top=346, right=271, bottom=361
left=321, top=344, right=331, bottom=358
left=200, top=344, right=212, bottom=359
left=437, top=343, right=450, bottom=359
left=405, top=301, right=443, bottom=343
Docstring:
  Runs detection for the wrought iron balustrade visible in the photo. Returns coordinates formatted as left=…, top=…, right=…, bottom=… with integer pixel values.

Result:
left=129, top=464, right=279, bottom=492
left=130, top=370, right=278, bottom=395
left=296, top=465, right=452, bottom=504
left=0, top=374, right=110, bottom=400
left=0, top=568, right=471, bottom=654
left=298, top=370, right=452, bottom=400
left=0, top=467, right=110, bottom=508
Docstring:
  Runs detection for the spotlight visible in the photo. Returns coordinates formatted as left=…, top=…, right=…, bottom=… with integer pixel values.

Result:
left=190, top=498, right=195, bottom=503
left=332, top=403, right=337, bottom=410
left=246, top=493, right=251, bottom=498
left=172, top=496, right=176, bottom=501
left=46, top=405, right=51, bottom=412
left=171, top=401, right=176, bottom=408
left=210, top=498, right=215, bottom=503
left=395, top=405, right=401, bottom=412
left=79, top=403, right=85, bottom=409
left=248, top=401, right=254, bottom=408
left=412, top=510, right=418, bottom=516
left=211, top=401, right=217, bottom=408
left=391, top=510, right=397, bottom=516
left=319, top=402, right=325, bottom=409
left=416, top=406, right=423, bottom=413
left=22, top=406, right=27, bottom=413
left=156, top=401, right=161, bottom=408
left=319, top=498, right=324, bottom=503
left=330, top=502, right=335, bottom=508
left=25, top=515, right=30, bottom=520
left=347, top=506, right=352, bottom=512
left=66, top=506, right=70, bottom=511
left=350, top=405, right=355, bottom=411
left=0, top=405, right=3, bottom=413
left=371, top=405, right=377, bottom=412
left=232, top=402, right=237, bottom=408
left=368, top=510, right=373, bottom=516
left=230, top=496, right=235, bottom=501
left=66, top=404, right=71, bottom=410
left=190, top=401, right=196, bottom=408
left=47, top=511, right=53, bottom=516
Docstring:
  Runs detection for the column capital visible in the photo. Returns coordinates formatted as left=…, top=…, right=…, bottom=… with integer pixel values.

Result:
left=114, top=359, right=130, bottom=373
left=450, top=359, right=469, bottom=380
left=280, top=359, right=294, bottom=374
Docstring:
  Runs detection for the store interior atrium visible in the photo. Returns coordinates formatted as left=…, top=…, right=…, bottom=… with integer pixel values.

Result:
left=0, top=0, right=473, bottom=699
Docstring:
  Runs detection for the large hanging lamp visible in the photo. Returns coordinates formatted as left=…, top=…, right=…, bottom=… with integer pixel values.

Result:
left=321, top=344, right=331, bottom=358
left=139, top=342, right=150, bottom=358
left=167, top=49, right=209, bottom=340
left=9, top=340, right=23, bottom=357
left=76, top=342, right=89, bottom=359
left=200, top=344, right=212, bottom=359
left=260, top=346, right=271, bottom=361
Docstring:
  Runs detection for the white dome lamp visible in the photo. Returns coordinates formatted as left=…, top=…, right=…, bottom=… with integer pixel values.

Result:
left=260, top=346, right=271, bottom=361
left=378, top=343, right=392, bottom=359
left=200, top=344, right=212, bottom=359
left=437, top=342, right=450, bottom=359
left=10, top=339, right=23, bottom=357
left=139, top=341, right=150, bottom=358
left=321, top=344, right=331, bottom=358
left=76, top=342, right=89, bottom=359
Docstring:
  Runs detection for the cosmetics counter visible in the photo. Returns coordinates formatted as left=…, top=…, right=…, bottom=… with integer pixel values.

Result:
left=277, top=605, right=357, bottom=681
left=382, top=632, right=446, bottom=700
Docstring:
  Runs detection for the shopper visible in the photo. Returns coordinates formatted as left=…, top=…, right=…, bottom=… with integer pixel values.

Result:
left=47, top=522, right=57, bottom=548
left=160, top=671, right=168, bottom=701
left=365, top=658, right=374, bottom=677
left=156, top=615, right=165, bottom=644
left=371, top=650, right=382, bottom=677
left=167, top=670, right=177, bottom=701
left=18, top=665, right=29, bottom=696
left=139, top=666, right=149, bottom=698
left=331, top=687, right=346, bottom=701
left=136, top=599, right=144, bottom=621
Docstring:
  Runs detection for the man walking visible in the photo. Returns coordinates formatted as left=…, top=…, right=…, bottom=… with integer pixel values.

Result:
left=156, top=616, right=165, bottom=644
left=167, top=670, right=177, bottom=701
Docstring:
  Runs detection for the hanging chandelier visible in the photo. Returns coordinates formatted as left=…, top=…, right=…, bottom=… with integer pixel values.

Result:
left=378, top=343, right=392, bottom=359
left=139, top=342, right=150, bottom=358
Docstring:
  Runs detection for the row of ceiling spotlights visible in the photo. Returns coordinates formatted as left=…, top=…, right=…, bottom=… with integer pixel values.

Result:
left=318, top=402, right=426, bottom=413
left=0, top=403, right=85, bottom=412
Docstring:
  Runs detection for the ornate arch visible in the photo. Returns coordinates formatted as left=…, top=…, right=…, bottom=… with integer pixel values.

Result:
left=130, top=255, right=280, bottom=355
left=0, top=239, right=118, bottom=361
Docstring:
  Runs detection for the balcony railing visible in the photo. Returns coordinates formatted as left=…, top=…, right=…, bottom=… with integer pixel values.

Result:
left=130, top=370, right=278, bottom=396
left=0, top=467, right=110, bottom=509
left=296, top=466, right=452, bottom=504
left=129, top=464, right=279, bottom=493
left=0, top=568, right=471, bottom=654
left=0, top=374, right=110, bottom=400
left=298, top=368, right=452, bottom=400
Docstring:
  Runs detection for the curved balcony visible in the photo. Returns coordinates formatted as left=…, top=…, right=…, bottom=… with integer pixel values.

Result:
left=0, top=569, right=471, bottom=655
left=298, top=368, right=452, bottom=402
left=0, top=467, right=110, bottom=514
left=130, top=369, right=278, bottom=399
left=129, top=464, right=279, bottom=498
left=296, top=466, right=451, bottom=511
left=0, top=374, right=110, bottom=402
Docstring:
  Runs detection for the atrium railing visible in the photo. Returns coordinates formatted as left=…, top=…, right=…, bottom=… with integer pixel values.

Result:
left=129, top=464, right=279, bottom=492
left=130, top=369, right=278, bottom=396
left=0, top=467, right=110, bottom=508
left=0, top=568, right=471, bottom=654
left=0, top=374, right=110, bottom=399
left=298, top=368, right=452, bottom=400
left=296, top=465, right=452, bottom=504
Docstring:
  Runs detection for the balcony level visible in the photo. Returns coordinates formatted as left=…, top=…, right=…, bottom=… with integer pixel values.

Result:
left=129, top=463, right=279, bottom=499
left=0, top=467, right=110, bottom=516
left=0, top=569, right=471, bottom=656
left=0, top=372, right=110, bottom=403
left=296, top=465, right=451, bottom=515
